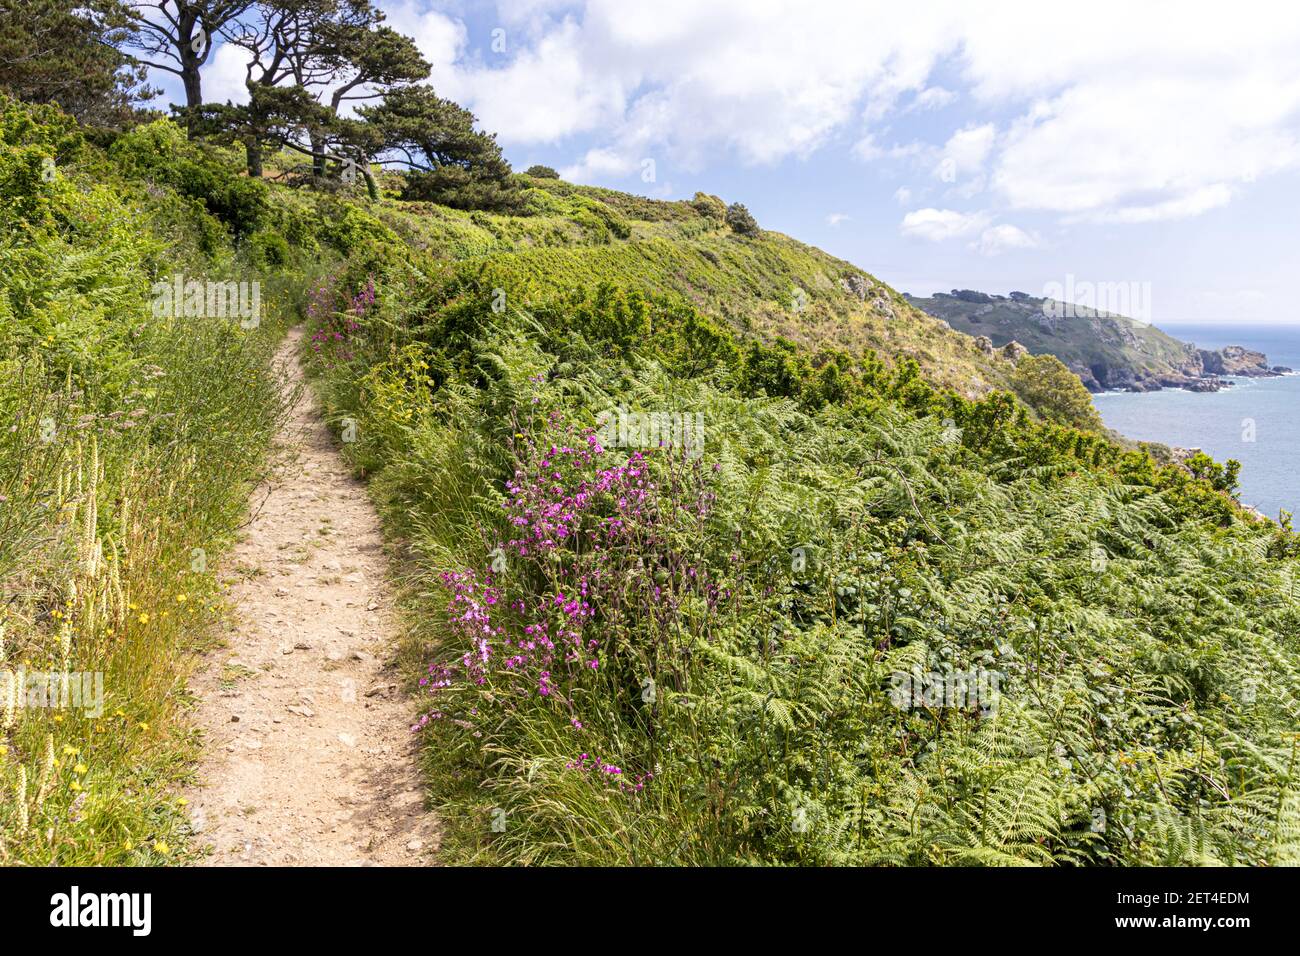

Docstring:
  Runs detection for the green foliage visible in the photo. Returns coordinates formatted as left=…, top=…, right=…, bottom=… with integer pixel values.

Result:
left=725, top=201, right=760, bottom=236
left=307, top=177, right=1298, bottom=865
left=248, top=229, right=291, bottom=268
left=1010, top=353, right=1104, bottom=430
left=362, top=86, right=519, bottom=212
left=0, top=0, right=154, bottom=127
left=110, top=121, right=268, bottom=236
left=1182, top=450, right=1242, bottom=495
left=524, top=165, right=560, bottom=179
left=691, top=191, right=726, bottom=222
left=0, top=96, right=297, bottom=865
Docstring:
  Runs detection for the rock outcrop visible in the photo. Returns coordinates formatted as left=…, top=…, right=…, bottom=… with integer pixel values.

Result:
left=1002, top=340, right=1028, bottom=364
left=839, top=273, right=872, bottom=301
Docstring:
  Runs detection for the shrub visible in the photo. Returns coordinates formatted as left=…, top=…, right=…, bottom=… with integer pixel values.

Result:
left=524, top=164, right=560, bottom=179
left=248, top=229, right=291, bottom=268
left=691, top=191, right=726, bottom=222
left=109, top=120, right=268, bottom=236
left=402, top=166, right=522, bottom=213
left=1009, top=353, right=1104, bottom=430
left=724, top=201, right=759, bottom=235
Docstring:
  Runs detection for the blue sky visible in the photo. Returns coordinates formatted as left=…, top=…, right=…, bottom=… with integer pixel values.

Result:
left=154, top=0, right=1300, bottom=324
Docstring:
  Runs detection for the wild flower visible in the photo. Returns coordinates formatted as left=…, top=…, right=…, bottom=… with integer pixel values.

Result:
left=309, top=275, right=374, bottom=367
left=416, top=414, right=722, bottom=809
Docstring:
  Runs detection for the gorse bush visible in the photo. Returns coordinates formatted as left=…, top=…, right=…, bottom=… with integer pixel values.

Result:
left=1010, top=353, right=1104, bottom=432
left=109, top=121, right=269, bottom=238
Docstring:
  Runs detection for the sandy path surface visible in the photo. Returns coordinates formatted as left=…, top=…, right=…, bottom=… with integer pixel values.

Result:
left=184, top=327, right=437, bottom=866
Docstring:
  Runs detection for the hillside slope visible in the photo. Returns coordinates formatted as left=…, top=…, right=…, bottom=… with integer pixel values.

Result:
left=297, top=159, right=1300, bottom=866
left=367, top=177, right=1019, bottom=400
left=910, top=289, right=1280, bottom=392
left=6, top=101, right=1300, bottom=868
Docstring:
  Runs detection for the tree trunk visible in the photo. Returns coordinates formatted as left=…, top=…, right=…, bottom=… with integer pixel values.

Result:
left=311, top=134, right=326, bottom=178
left=181, top=67, right=203, bottom=135
left=177, top=13, right=204, bottom=138
left=246, top=139, right=263, bottom=179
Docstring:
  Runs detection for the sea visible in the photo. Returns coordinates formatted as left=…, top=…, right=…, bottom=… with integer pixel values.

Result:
left=1092, top=324, right=1300, bottom=520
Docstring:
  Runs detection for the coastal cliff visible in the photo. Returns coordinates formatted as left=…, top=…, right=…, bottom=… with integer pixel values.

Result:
left=908, top=289, right=1287, bottom=392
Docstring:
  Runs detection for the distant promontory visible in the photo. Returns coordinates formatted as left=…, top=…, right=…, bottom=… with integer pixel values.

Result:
left=907, top=289, right=1288, bottom=393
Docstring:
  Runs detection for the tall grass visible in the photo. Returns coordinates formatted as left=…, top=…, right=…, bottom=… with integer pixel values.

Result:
left=0, top=98, right=306, bottom=863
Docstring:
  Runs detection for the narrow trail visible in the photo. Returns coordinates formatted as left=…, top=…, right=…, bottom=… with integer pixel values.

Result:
left=184, top=327, right=438, bottom=866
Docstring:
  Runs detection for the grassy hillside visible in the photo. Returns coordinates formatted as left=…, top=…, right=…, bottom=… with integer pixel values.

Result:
left=5, top=101, right=1300, bottom=867
left=363, top=176, right=1018, bottom=400
left=910, top=289, right=1241, bottom=392
left=295, top=156, right=1300, bottom=865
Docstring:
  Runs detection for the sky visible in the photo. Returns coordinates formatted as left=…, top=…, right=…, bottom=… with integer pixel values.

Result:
left=151, top=0, right=1300, bottom=325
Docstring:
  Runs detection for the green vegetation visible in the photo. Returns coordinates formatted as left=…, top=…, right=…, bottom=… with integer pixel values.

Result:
left=0, top=95, right=318, bottom=863
left=1009, top=354, right=1104, bottom=431
left=724, top=201, right=760, bottom=236
left=297, top=156, right=1300, bottom=866
left=0, top=0, right=154, bottom=126
left=5, top=11, right=1299, bottom=867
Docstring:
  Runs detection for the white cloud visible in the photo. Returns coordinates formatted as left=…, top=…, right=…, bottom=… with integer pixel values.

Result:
left=900, top=208, right=990, bottom=241
left=368, top=0, right=1300, bottom=223
left=381, top=0, right=466, bottom=74
left=445, top=20, right=626, bottom=144
left=200, top=42, right=254, bottom=105
left=1086, top=184, right=1234, bottom=224
left=894, top=186, right=912, bottom=205
left=826, top=212, right=850, bottom=226
left=935, top=123, right=996, bottom=181
left=852, top=134, right=884, bottom=163
left=561, top=146, right=638, bottom=181
left=972, top=223, right=1039, bottom=256
left=416, top=0, right=958, bottom=168
left=911, top=86, right=956, bottom=111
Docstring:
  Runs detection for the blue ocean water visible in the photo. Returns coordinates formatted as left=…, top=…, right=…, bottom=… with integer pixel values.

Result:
left=1092, top=324, right=1300, bottom=520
